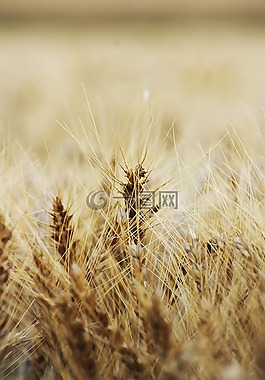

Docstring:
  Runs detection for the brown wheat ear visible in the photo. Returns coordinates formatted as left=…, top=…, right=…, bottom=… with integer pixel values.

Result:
left=0, top=216, right=12, bottom=338
left=122, top=164, right=151, bottom=245
left=0, top=216, right=12, bottom=297
left=50, top=196, right=76, bottom=265
left=0, top=216, right=12, bottom=256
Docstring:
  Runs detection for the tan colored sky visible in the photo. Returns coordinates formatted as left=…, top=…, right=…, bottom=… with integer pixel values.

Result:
left=1, top=0, right=265, bottom=18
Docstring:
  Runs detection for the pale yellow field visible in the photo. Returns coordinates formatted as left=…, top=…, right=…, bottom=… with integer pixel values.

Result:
left=0, top=20, right=265, bottom=152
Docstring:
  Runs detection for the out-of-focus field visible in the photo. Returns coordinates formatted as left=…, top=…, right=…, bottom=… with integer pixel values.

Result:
left=1, top=0, right=265, bottom=17
left=0, top=19, right=265, bottom=155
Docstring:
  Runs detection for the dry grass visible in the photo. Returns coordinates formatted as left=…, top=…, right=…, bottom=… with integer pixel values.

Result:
left=0, top=127, right=265, bottom=379
left=0, top=19, right=265, bottom=380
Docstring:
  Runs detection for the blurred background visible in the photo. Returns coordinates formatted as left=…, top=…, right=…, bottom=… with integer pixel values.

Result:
left=0, top=0, right=265, bottom=157
left=1, top=0, right=265, bottom=18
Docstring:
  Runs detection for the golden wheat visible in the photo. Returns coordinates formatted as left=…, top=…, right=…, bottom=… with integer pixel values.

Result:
left=0, top=123, right=264, bottom=380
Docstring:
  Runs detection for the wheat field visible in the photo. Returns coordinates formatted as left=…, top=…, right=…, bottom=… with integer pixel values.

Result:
left=0, top=19, right=265, bottom=380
